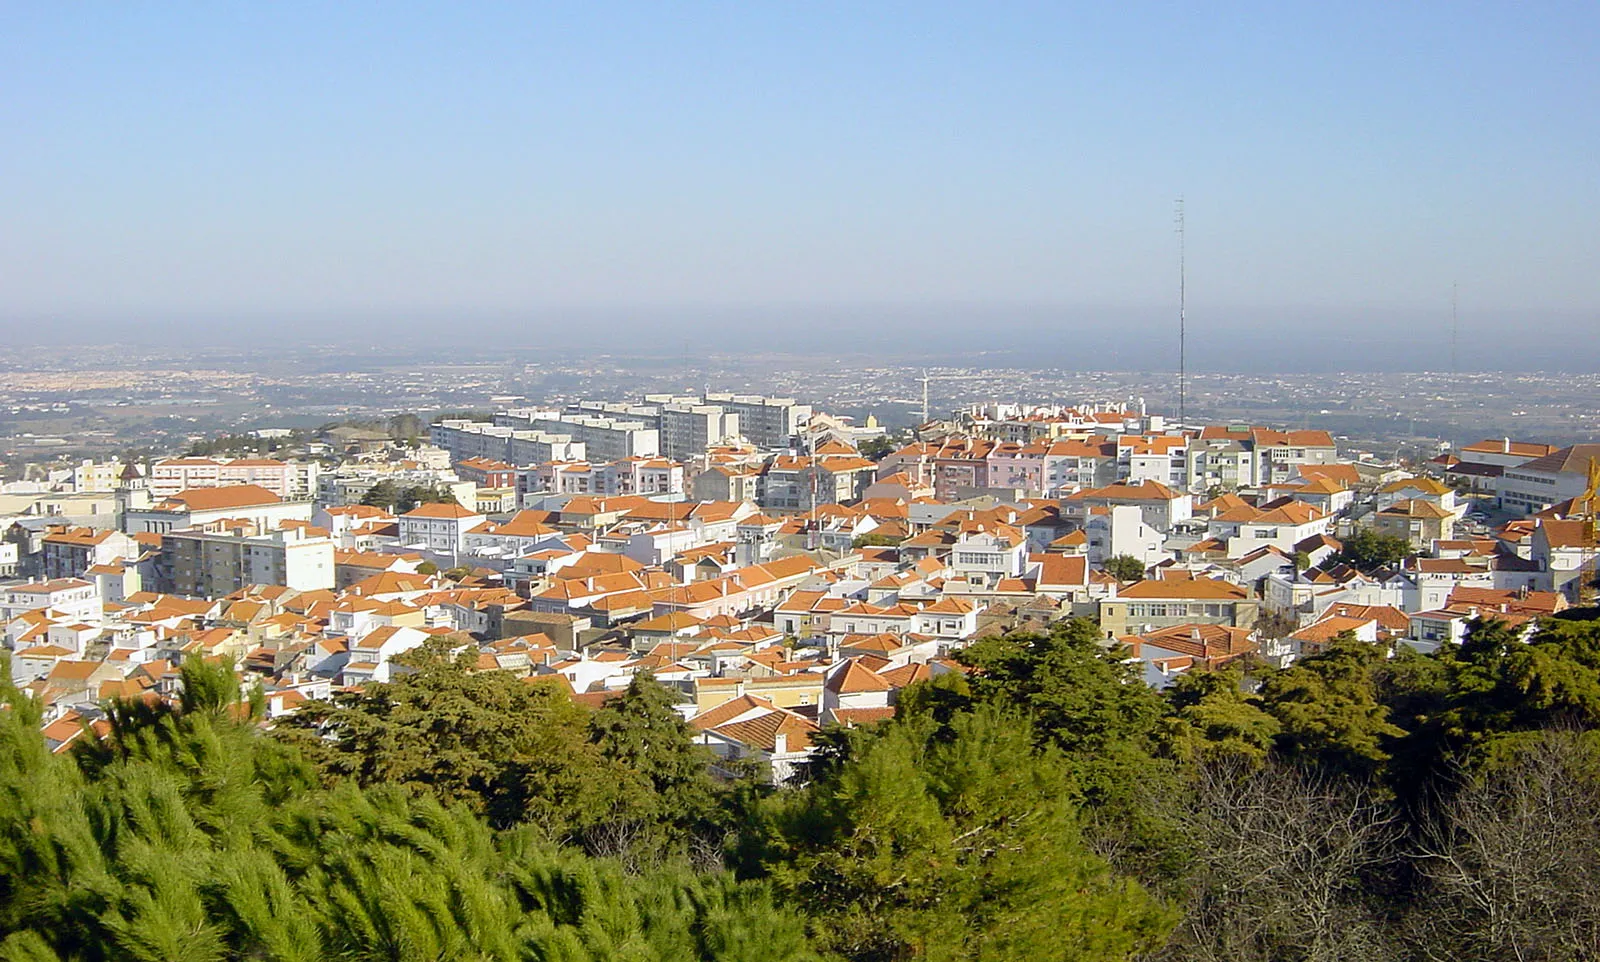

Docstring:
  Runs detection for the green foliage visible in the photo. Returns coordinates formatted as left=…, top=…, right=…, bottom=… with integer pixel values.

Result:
left=1258, top=640, right=1406, bottom=776
left=849, top=533, right=903, bottom=549
left=282, top=657, right=725, bottom=864
left=958, top=619, right=1165, bottom=760
left=757, top=707, right=1173, bottom=961
left=857, top=437, right=894, bottom=460
left=0, top=656, right=814, bottom=962
left=360, top=481, right=459, bottom=513
left=1335, top=528, right=1413, bottom=571
left=1160, top=666, right=1282, bottom=763
left=280, top=649, right=631, bottom=834
left=1102, top=554, right=1148, bottom=582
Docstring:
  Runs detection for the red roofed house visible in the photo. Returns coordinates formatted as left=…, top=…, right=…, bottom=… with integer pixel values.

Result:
left=398, top=502, right=487, bottom=558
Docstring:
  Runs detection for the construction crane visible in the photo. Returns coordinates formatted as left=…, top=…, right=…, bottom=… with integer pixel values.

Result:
left=1566, top=457, right=1600, bottom=606
left=917, top=369, right=986, bottom=426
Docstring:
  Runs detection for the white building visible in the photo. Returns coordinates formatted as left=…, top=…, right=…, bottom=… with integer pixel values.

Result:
left=1499, top=444, right=1600, bottom=516
left=147, top=458, right=319, bottom=500
left=397, top=502, right=487, bottom=559
left=122, top=485, right=315, bottom=536
left=160, top=525, right=335, bottom=596
left=0, top=578, right=101, bottom=623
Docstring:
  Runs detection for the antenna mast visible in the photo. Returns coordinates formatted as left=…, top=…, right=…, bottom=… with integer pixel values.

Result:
left=920, top=369, right=930, bottom=426
left=1176, top=198, right=1186, bottom=428
left=1450, top=282, right=1459, bottom=375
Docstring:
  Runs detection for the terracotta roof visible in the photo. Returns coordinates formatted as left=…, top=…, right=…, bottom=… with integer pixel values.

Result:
left=825, top=658, right=894, bottom=693
left=159, top=485, right=282, bottom=511
left=1116, top=578, right=1248, bottom=600
left=402, top=502, right=481, bottom=520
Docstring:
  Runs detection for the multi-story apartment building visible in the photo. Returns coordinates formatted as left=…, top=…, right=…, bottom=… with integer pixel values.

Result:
left=659, top=403, right=739, bottom=460
left=530, top=458, right=686, bottom=498
left=0, top=578, right=101, bottom=623
left=702, top=393, right=812, bottom=449
left=429, top=420, right=588, bottom=466
left=147, top=457, right=319, bottom=500
left=759, top=455, right=877, bottom=512
left=123, top=485, right=315, bottom=536
left=160, top=524, right=336, bottom=597
left=1099, top=578, right=1259, bottom=637
left=397, top=502, right=487, bottom=558
left=497, top=409, right=659, bottom=462
left=1186, top=426, right=1338, bottom=490
left=1499, top=444, right=1600, bottom=516
left=40, top=526, right=140, bottom=580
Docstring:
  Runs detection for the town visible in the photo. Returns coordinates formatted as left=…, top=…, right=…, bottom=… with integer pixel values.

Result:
left=2, top=382, right=1594, bottom=782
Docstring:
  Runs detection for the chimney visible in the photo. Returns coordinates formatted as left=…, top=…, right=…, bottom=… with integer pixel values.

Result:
left=1503, top=438, right=1511, bottom=454
left=773, top=733, right=788, bottom=755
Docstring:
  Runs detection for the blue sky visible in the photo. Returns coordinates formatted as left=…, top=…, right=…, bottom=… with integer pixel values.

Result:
left=2, top=2, right=1597, bottom=355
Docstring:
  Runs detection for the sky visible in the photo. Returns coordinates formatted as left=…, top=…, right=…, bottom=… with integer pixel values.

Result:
left=3, top=2, right=1598, bottom=367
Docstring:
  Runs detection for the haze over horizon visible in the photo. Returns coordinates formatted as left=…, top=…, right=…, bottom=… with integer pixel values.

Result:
left=4, top=3, right=1597, bottom=368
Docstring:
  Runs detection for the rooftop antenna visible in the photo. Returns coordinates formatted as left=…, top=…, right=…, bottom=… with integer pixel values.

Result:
left=1175, top=197, right=1187, bottom=428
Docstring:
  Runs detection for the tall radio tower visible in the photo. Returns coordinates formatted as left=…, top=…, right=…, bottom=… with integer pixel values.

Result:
left=1450, top=282, right=1459, bottom=375
left=1175, top=198, right=1186, bottom=427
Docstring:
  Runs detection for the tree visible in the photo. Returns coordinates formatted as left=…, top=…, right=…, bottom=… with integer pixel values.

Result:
left=1258, top=640, right=1406, bottom=777
left=850, top=533, right=902, bottom=549
left=360, top=480, right=401, bottom=511
left=1154, top=758, right=1402, bottom=961
left=959, top=619, right=1166, bottom=760
left=1103, top=554, right=1148, bottom=582
left=858, top=437, right=894, bottom=460
left=1335, top=529, right=1412, bottom=572
left=0, top=659, right=815, bottom=962
left=1410, top=729, right=1600, bottom=961
left=278, top=647, right=632, bottom=835
left=758, top=707, right=1173, bottom=961
left=586, top=674, right=724, bottom=865
left=1161, top=666, right=1282, bottom=764
left=955, top=619, right=1182, bottom=882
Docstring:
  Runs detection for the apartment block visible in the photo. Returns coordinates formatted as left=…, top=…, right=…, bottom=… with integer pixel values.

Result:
left=160, top=525, right=335, bottom=597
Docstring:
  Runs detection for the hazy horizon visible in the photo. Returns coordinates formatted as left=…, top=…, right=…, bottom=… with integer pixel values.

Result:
left=5, top=4, right=1597, bottom=369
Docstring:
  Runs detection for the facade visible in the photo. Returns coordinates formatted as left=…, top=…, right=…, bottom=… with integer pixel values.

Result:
left=1499, top=445, right=1600, bottom=516
left=703, top=393, right=813, bottom=449
left=496, top=409, right=659, bottom=462
left=0, top=578, right=100, bottom=623
left=161, top=526, right=336, bottom=597
left=429, top=419, right=588, bottom=466
left=122, top=485, right=315, bottom=535
left=41, top=526, right=140, bottom=580
left=397, top=502, right=488, bottom=557
left=147, top=457, right=318, bottom=500
left=1099, top=578, right=1259, bottom=637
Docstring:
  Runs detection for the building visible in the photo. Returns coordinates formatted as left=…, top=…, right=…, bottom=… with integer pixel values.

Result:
left=429, top=419, right=588, bottom=466
left=1371, top=500, right=1455, bottom=549
left=147, top=457, right=319, bottom=500
left=759, top=455, right=878, bottom=512
left=397, top=502, right=488, bottom=559
left=40, top=526, right=140, bottom=580
left=1099, top=577, right=1258, bottom=637
left=161, top=525, right=336, bottom=597
left=657, top=402, right=740, bottom=459
left=702, top=393, right=813, bottom=449
left=693, top=465, right=762, bottom=503
left=0, top=578, right=100, bottom=623
left=122, top=485, right=315, bottom=535
left=495, top=409, right=658, bottom=462
left=1499, top=445, right=1600, bottom=516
